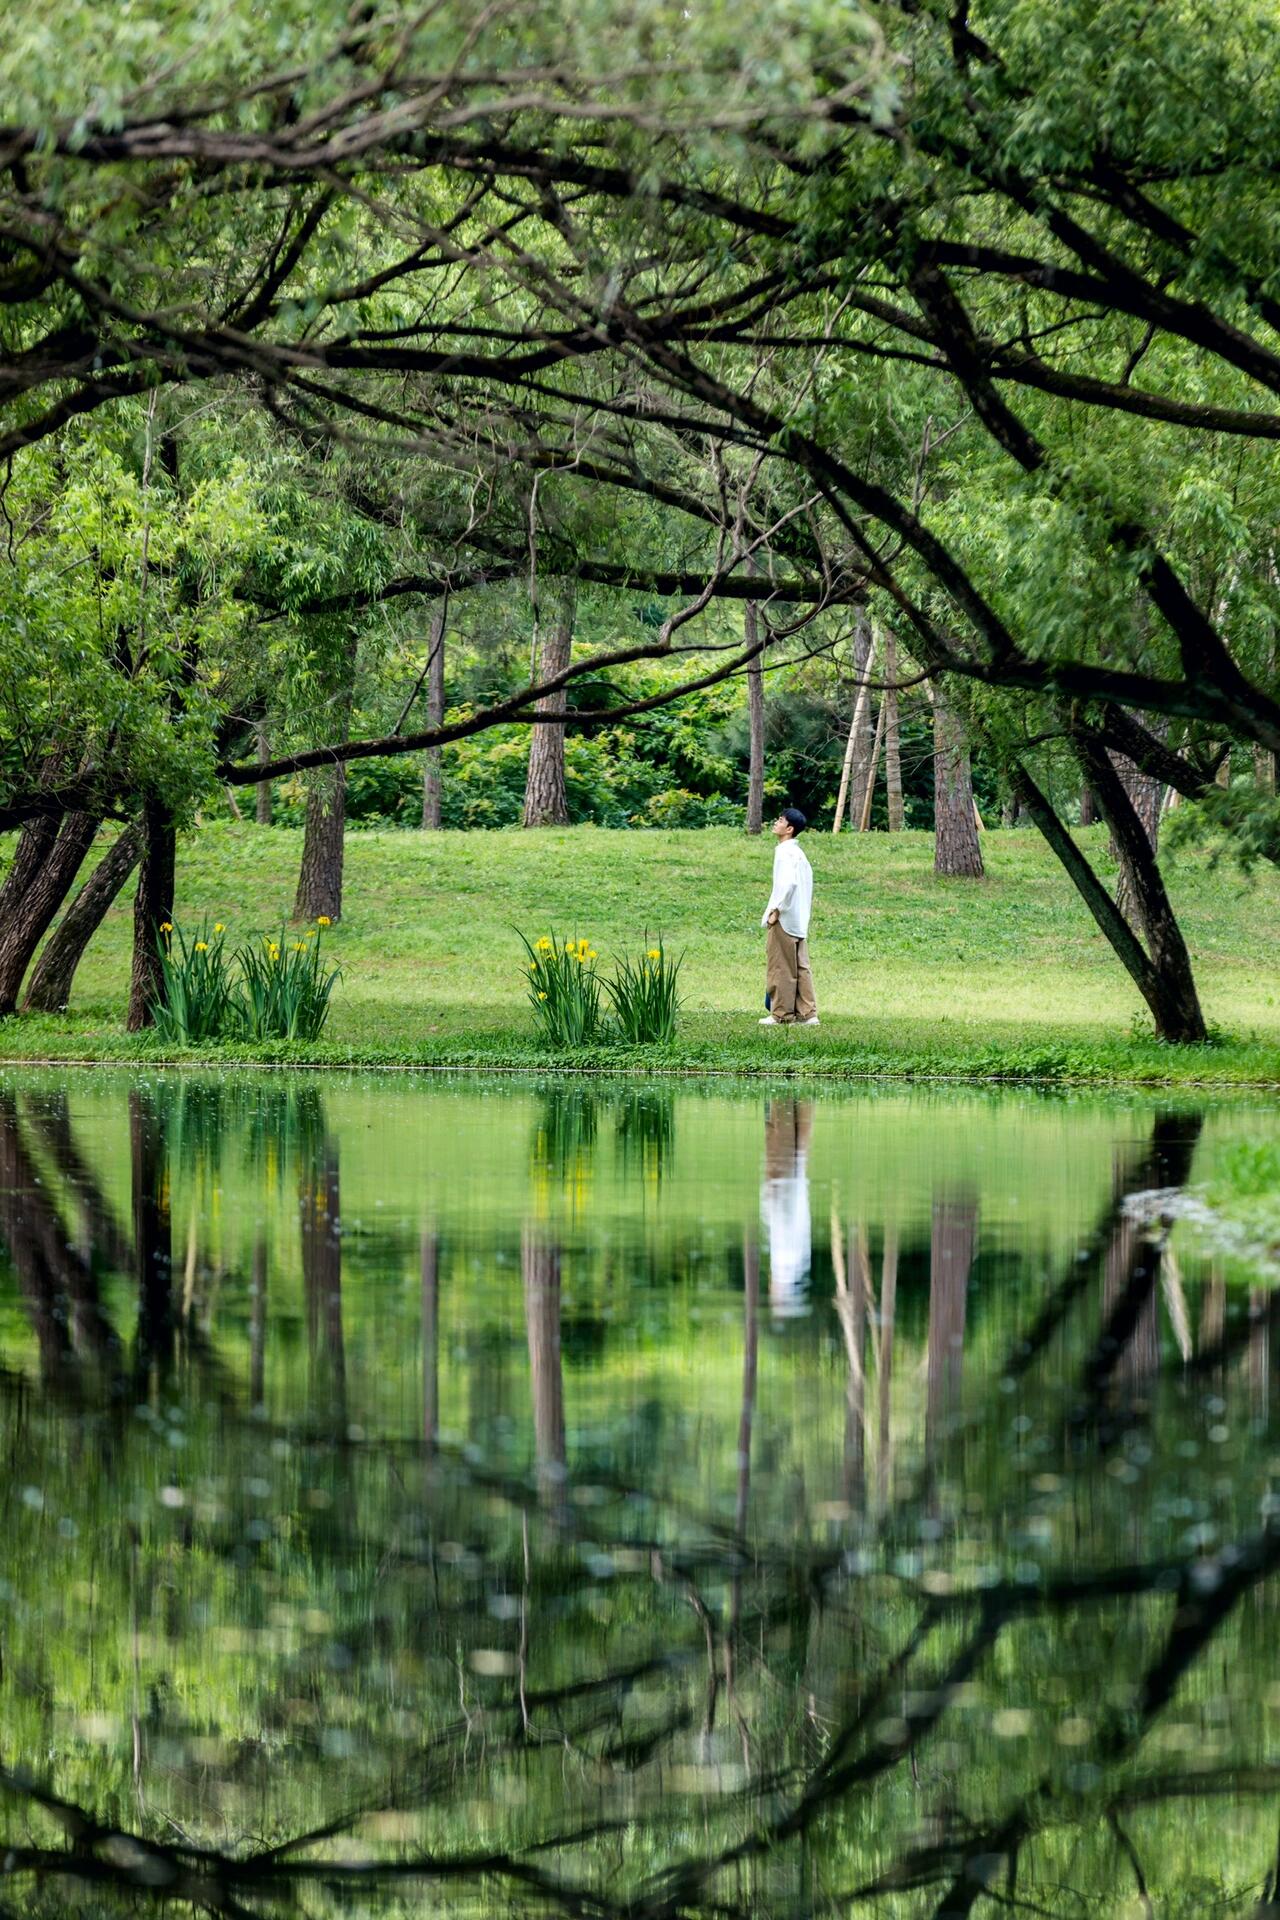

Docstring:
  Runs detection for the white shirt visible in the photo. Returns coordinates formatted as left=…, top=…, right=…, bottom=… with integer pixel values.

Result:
left=762, top=838, right=813, bottom=938
left=763, top=1158, right=812, bottom=1316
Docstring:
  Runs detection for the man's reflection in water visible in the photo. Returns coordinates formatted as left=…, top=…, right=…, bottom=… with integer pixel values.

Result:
left=762, top=1098, right=813, bottom=1319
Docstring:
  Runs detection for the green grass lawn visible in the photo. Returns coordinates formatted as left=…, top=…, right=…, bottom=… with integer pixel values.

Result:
left=2, top=819, right=1279, bottom=1084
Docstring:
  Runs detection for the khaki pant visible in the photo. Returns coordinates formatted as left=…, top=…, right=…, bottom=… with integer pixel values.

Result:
left=766, top=918, right=817, bottom=1023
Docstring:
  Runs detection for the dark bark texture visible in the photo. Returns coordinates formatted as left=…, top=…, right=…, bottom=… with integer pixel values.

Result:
left=126, top=797, right=176, bottom=1031
left=522, top=617, right=572, bottom=827
left=23, top=817, right=142, bottom=1012
left=0, top=809, right=99, bottom=1014
left=933, top=689, right=984, bottom=878
left=1075, top=732, right=1206, bottom=1043
left=294, top=767, right=348, bottom=923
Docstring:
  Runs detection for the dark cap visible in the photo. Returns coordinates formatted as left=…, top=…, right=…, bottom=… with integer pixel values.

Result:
left=782, top=806, right=807, bottom=836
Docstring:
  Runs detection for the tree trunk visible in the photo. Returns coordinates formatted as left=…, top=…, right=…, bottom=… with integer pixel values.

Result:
left=884, top=630, right=904, bottom=832
left=1009, top=756, right=1206, bottom=1044
left=522, top=614, right=573, bottom=827
left=1075, top=732, right=1206, bottom=1043
left=1110, top=729, right=1165, bottom=924
left=933, top=688, right=984, bottom=878
left=859, top=699, right=887, bottom=831
left=0, top=810, right=99, bottom=1015
left=1255, top=744, right=1278, bottom=795
left=294, top=634, right=357, bottom=923
left=255, top=727, right=273, bottom=825
left=421, top=602, right=447, bottom=829
left=847, top=613, right=876, bottom=829
left=0, top=814, right=60, bottom=924
left=294, top=767, right=348, bottom=923
left=23, top=818, right=143, bottom=1012
left=1080, top=785, right=1099, bottom=826
left=126, top=796, right=176, bottom=1031
left=745, top=594, right=765, bottom=835
left=832, top=619, right=875, bottom=834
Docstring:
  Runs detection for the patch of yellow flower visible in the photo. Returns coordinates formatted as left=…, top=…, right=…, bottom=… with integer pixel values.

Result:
left=537, top=991, right=548, bottom=1001
left=647, top=948, right=661, bottom=960
left=535, top=937, right=553, bottom=953
left=159, top=921, right=173, bottom=933
left=316, top=915, right=332, bottom=927
left=214, top=923, right=225, bottom=934
left=194, top=941, right=209, bottom=953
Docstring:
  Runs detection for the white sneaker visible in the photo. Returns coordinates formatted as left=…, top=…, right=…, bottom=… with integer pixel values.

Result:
left=758, top=1015, right=782, bottom=1025
left=802, top=1016, right=820, bottom=1027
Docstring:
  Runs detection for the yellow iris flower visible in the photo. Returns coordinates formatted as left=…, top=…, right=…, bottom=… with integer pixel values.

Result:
left=194, top=941, right=208, bottom=952
left=317, top=915, right=332, bottom=927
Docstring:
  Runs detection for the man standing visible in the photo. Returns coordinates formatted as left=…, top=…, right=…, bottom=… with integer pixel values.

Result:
left=760, top=807, right=819, bottom=1028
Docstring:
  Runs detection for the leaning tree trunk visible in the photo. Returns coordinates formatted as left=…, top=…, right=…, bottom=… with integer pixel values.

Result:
left=0, top=811, right=99, bottom=1015
left=522, top=614, right=572, bottom=827
left=421, top=602, right=447, bottom=829
left=126, top=796, right=176, bottom=1031
left=1076, top=732, right=1206, bottom=1043
left=1009, top=755, right=1206, bottom=1045
left=745, top=593, right=765, bottom=835
left=23, top=818, right=143, bottom=1013
left=294, top=635, right=357, bottom=924
left=884, top=630, right=904, bottom=832
left=933, top=688, right=984, bottom=878
left=0, top=814, right=61, bottom=925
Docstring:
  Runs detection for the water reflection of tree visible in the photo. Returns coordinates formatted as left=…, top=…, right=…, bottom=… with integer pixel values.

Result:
left=130, top=1085, right=174, bottom=1386
left=522, top=1221, right=566, bottom=1512
left=297, top=1087, right=345, bottom=1421
left=9, top=1094, right=1280, bottom=1919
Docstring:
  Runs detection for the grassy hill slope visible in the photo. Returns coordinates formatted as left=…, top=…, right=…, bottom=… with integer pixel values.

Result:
left=1, top=821, right=1277, bottom=1084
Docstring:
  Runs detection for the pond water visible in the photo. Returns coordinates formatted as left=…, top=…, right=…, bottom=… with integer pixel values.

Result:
left=2, top=1071, right=1279, bottom=1918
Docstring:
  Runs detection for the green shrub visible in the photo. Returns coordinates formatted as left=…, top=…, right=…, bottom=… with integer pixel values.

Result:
left=235, top=923, right=342, bottom=1041
left=148, top=918, right=342, bottom=1043
left=518, top=931, right=604, bottom=1046
left=603, top=938, right=684, bottom=1043
left=151, top=919, right=238, bottom=1043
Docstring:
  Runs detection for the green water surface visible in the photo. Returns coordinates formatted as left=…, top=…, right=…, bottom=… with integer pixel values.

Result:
left=1, top=1072, right=1278, bottom=1918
